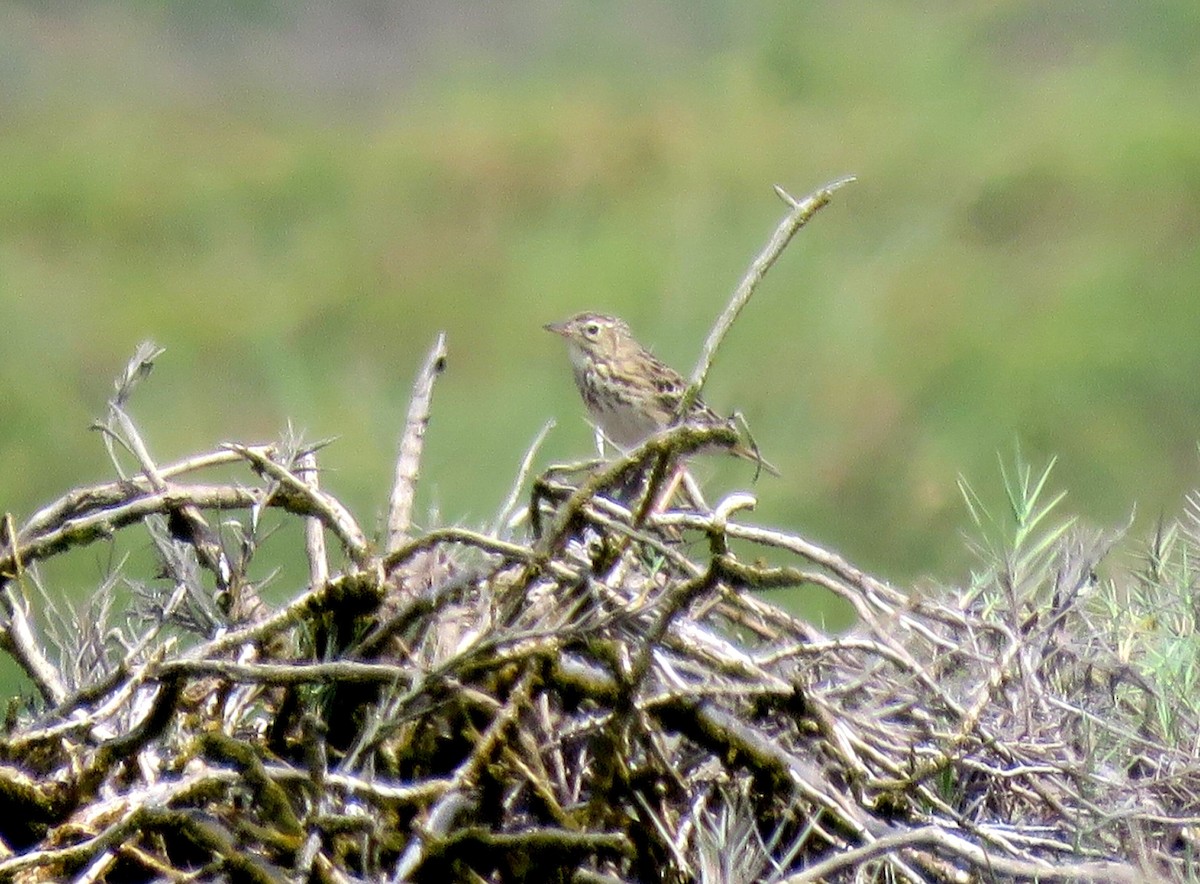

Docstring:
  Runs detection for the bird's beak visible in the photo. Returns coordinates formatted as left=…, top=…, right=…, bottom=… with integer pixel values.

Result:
left=543, top=321, right=569, bottom=337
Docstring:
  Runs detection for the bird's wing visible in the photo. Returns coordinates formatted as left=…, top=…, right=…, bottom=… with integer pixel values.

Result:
left=636, top=352, right=686, bottom=415
left=638, top=351, right=732, bottom=426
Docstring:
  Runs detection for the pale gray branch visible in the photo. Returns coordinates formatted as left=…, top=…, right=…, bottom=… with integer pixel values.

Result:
left=297, top=451, right=330, bottom=586
left=224, top=443, right=370, bottom=565
left=0, top=584, right=67, bottom=705
left=682, top=176, right=855, bottom=412
left=386, top=332, right=448, bottom=553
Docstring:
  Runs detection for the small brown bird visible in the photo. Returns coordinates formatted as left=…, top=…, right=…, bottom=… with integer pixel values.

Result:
left=544, top=312, right=778, bottom=476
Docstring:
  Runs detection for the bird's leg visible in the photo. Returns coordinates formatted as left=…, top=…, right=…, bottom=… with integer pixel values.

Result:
left=648, top=462, right=694, bottom=516
left=643, top=459, right=708, bottom=520
left=627, top=462, right=692, bottom=552
left=679, top=469, right=708, bottom=511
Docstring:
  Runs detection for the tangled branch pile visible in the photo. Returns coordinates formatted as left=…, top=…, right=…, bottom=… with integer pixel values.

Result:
left=1, top=351, right=1198, bottom=884
left=2, top=184, right=1198, bottom=882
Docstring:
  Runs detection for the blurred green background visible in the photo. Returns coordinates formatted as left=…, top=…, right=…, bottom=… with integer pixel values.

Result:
left=2, top=2, right=1199, bottom=636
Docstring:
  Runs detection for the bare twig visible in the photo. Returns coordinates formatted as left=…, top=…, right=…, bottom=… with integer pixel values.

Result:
left=296, top=451, right=330, bottom=587
left=223, top=444, right=370, bottom=565
left=681, top=176, right=855, bottom=413
left=0, top=585, right=66, bottom=705
left=0, top=515, right=67, bottom=703
left=3, top=485, right=260, bottom=577
left=383, top=527, right=540, bottom=573
left=385, top=332, right=448, bottom=553
left=781, top=825, right=1141, bottom=883
left=156, top=658, right=413, bottom=686
left=19, top=445, right=275, bottom=540
left=101, top=344, right=234, bottom=590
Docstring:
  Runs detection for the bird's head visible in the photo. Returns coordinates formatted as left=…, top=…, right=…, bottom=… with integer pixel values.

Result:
left=543, top=312, right=634, bottom=365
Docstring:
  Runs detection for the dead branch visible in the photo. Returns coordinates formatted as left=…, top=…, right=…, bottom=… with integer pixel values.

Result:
left=386, top=332, right=448, bottom=553
left=681, top=176, right=855, bottom=414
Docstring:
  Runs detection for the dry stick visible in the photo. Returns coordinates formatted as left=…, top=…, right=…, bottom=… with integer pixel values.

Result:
left=384, top=527, right=540, bottom=573
left=385, top=332, right=448, bottom=554
left=491, top=420, right=555, bottom=535
left=1, top=485, right=261, bottom=577
left=193, top=569, right=382, bottom=662
left=296, top=451, right=329, bottom=586
left=0, top=515, right=67, bottom=705
left=104, top=353, right=233, bottom=590
left=680, top=176, right=855, bottom=416
left=780, top=824, right=1141, bottom=884
left=0, top=593, right=66, bottom=706
left=225, top=444, right=370, bottom=565
left=2, top=480, right=383, bottom=645
left=0, top=807, right=147, bottom=879
left=657, top=511, right=908, bottom=607
left=0, top=595, right=65, bottom=705
left=584, top=493, right=822, bottom=638
left=19, top=445, right=275, bottom=540
left=156, top=658, right=415, bottom=686
left=283, top=768, right=451, bottom=805
left=0, top=768, right=174, bottom=879
left=537, top=423, right=737, bottom=555
left=22, top=647, right=168, bottom=746
left=390, top=669, right=535, bottom=881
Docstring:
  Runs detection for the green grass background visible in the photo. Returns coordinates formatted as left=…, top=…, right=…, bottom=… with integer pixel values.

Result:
left=2, top=2, right=1199, bottom=651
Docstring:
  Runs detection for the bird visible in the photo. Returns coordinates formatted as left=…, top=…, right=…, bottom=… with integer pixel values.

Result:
left=544, top=312, right=779, bottom=476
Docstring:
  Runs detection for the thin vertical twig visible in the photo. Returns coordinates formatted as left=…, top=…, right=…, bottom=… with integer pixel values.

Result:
left=296, top=452, right=329, bottom=587
left=680, top=176, right=856, bottom=414
left=385, top=333, right=448, bottom=554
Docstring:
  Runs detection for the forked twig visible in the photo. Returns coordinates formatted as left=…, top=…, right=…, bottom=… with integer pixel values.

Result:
left=224, top=444, right=370, bottom=565
left=0, top=555, right=66, bottom=705
left=101, top=343, right=234, bottom=591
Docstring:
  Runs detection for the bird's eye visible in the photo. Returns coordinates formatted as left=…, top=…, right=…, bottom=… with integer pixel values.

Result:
left=583, top=323, right=601, bottom=338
